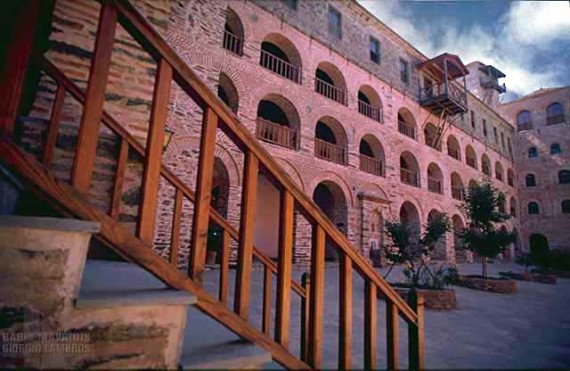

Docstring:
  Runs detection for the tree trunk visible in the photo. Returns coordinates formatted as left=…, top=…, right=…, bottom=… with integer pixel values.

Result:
left=482, top=257, right=488, bottom=278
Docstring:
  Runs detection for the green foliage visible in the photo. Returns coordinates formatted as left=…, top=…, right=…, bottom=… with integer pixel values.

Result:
left=403, top=264, right=458, bottom=289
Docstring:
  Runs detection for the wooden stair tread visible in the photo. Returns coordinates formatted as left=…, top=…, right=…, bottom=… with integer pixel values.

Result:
left=180, top=340, right=271, bottom=370
left=75, top=288, right=197, bottom=309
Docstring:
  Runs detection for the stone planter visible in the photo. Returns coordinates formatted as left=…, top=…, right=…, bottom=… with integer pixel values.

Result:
left=499, top=271, right=557, bottom=284
left=457, top=275, right=517, bottom=294
left=383, top=285, right=457, bottom=310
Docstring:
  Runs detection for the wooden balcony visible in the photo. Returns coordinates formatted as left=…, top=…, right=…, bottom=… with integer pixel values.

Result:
left=315, top=138, right=346, bottom=165
left=466, top=157, right=477, bottom=169
left=428, top=177, right=443, bottom=194
left=547, top=114, right=565, bottom=126
left=256, top=118, right=298, bottom=150
left=451, top=186, right=463, bottom=201
left=315, top=78, right=346, bottom=105
left=400, top=168, right=419, bottom=187
left=419, top=83, right=468, bottom=116
left=260, top=50, right=301, bottom=83
left=448, top=148, right=460, bottom=161
left=398, top=121, right=416, bottom=140
left=358, top=100, right=382, bottom=123
left=359, top=154, right=384, bottom=176
left=223, top=30, right=243, bottom=56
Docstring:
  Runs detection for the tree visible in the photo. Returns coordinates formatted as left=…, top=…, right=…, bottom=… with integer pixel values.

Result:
left=458, top=180, right=515, bottom=278
left=384, top=212, right=451, bottom=288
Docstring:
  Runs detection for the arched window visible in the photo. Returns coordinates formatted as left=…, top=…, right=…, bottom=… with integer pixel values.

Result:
left=256, top=94, right=301, bottom=150
left=315, top=62, right=347, bottom=105
left=259, top=34, right=302, bottom=83
left=397, top=108, right=416, bottom=140
left=217, top=72, right=239, bottom=113
left=550, top=143, right=562, bottom=155
left=546, top=102, right=564, bottom=125
left=314, top=116, right=348, bottom=165
left=223, top=8, right=244, bottom=55
left=466, top=145, right=477, bottom=169
left=528, top=202, right=540, bottom=215
left=517, top=110, right=532, bottom=131
left=357, top=85, right=383, bottom=122
left=359, top=134, right=385, bottom=176
left=561, top=200, right=570, bottom=214
left=528, top=147, right=538, bottom=158
left=525, top=174, right=536, bottom=187
left=507, top=169, right=515, bottom=187
left=559, top=170, right=570, bottom=184
left=447, top=135, right=461, bottom=160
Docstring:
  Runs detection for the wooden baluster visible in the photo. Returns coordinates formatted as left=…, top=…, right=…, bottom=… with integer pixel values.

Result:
left=43, top=84, right=65, bottom=166
left=386, top=301, right=400, bottom=370
left=189, top=106, right=218, bottom=283
left=262, top=264, right=272, bottom=336
left=308, top=225, right=325, bottom=368
left=138, top=58, right=173, bottom=243
left=0, top=0, right=43, bottom=138
left=169, top=188, right=183, bottom=266
left=300, top=273, right=311, bottom=363
left=71, top=2, right=117, bottom=192
left=234, top=151, right=259, bottom=319
left=110, top=138, right=129, bottom=220
left=364, top=281, right=377, bottom=370
left=275, top=190, right=294, bottom=348
left=219, top=229, right=230, bottom=305
left=408, top=289, right=425, bottom=371
left=339, top=253, right=352, bottom=370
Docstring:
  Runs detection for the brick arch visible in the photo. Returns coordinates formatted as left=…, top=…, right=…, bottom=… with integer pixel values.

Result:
left=274, top=157, right=305, bottom=192
left=308, top=171, right=354, bottom=208
left=315, top=115, right=349, bottom=148
left=358, top=133, right=385, bottom=162
left=260, top=32, right=303, bottom=70
left=395, top=196, right=424, bottom=224
left=358, top=84, right=383, bottom=110
left=248, top=84, right=308, bottom=124
left=315, top=61, right=347, bottom=93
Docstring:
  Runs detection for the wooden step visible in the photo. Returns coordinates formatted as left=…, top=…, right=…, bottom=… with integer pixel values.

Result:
left=180, top=340, right=272, bottom=370
left=75, top=288, right=197, bottom=309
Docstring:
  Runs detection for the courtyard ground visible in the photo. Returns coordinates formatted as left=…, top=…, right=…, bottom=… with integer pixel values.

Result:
left=82, top=261, right=570, bottom=369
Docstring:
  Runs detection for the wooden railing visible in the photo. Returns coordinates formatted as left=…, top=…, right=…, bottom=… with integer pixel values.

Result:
left=256, top=118, right=298, bottom=150
left=315, top=78, right=346, bottom=105
left=447, top=147, right=460, bottom=160
left=359, top=154, right=384, bottom=176
left=427, top=177, right=442, bottom=194
left=398, top=121, right=416, bottom=140
left=1, top=1, right=425, bottom=369
left=466, top=156, right=477, bottom=169
left=546, top=114, right=565, bottom=126
left=260, top=49, right=301, bottom=84
left=358, top=100, right=382, bottom=123
left=451, top=186, right=463, bottom=201
left=223, top=30, right=243, bottom=56
left=400, top=168, right=420, bottom=187
left=314, top=138, right=346, bottom=165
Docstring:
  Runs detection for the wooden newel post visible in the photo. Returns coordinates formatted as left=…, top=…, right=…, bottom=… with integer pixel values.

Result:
left=300, top=272, right=311, bottom=362
left=408, top=289, right=425, bottom=371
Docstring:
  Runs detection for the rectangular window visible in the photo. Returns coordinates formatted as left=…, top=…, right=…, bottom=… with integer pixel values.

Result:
left=400, top=59, right=409, bottom=84
left=493, top=127, right=498, bottom=142
left=281, top=0, right=298, bottom=10
left=483, top=119, right=488, bottom=137
left=369, top=37, right=380, bottom=64
left=328, top=6, right=342, bottom=39
left=470, top=110, right=476, bottom=129
left=501, top=132, right=505, bottom=148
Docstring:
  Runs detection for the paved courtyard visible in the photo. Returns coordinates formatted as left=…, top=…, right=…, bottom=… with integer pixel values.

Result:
left=83, top=261, right=570, bottom=369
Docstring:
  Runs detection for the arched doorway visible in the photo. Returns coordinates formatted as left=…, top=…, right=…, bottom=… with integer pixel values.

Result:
left=399, top=201, right=421, bottom=240
left=529, top=233, right=549, bottom=265
left=313, top=181, right=348, bottom=261
left=208, top=158, right=231, bottom=263
left=452, top=214, right=467, bottom=263
left=428, top=209, right=447, bottom=260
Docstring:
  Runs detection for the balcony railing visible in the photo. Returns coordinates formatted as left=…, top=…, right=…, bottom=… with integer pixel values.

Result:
left=256, top=118, right=299, bottom=150
left=315, top=78, right=346, bottom=105
left=546, top=114, right=565, bottom=126
left=448, top=147, right=460, bottom=160
left=260, top=49, right=301, bottom=83
left=451, top=186, right=463, bottom=201
left=517, top=121, right=533, bottom=131
left=223, top=30, right=243, bottom=56
left=400, top=168, right=419, bottom=187
left=358, top=100, right=382, bottom=123
left=419, top=82, right=468, bottom=115
left=466, top=157, right=477, bottom=169
left=398, top=121, right=416, bottom=140
left=428, top=177, right=443, bottom=194
left=315, top=138, right=346, bottom=165
left=359, top=154, right=384, bottom=176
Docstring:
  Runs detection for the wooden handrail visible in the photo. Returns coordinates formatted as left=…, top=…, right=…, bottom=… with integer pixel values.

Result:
left=8, top=0, right=425, bottom=368
left=400, top=167, right=420, bottom=187
left=359, top=154, right=384, bottom=176
left=260, top=49, right=301, bottom=83
left=314, top=138, right=347, bottom=165
left=256, top=118, right=299, bottom=150
left=223, top=30, right=243, bottom=56
left=315, top=78, right=346, bottom=105
left=398, top=120, right=416, bottom=139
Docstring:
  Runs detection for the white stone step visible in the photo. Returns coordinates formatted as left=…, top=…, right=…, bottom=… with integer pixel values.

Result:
left=75, top=288, right=197, bottom=309
left=180, top=339, right=272, bottom=370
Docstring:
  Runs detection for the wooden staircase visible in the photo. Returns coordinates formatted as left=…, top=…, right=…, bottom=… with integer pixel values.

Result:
left=0, top=0, right=425, bottom=369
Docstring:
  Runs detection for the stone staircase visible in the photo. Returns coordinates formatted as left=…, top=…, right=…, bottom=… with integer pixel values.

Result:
left=0, top=215, right=271, bottom=369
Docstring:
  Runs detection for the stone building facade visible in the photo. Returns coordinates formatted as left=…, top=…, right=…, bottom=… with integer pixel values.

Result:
left=24, top=0, right=524, bottom=267
left=501, top=87, right=570, bottom=253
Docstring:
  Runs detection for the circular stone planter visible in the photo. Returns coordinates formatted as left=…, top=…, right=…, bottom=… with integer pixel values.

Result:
left=390, top=285, right=457, bottom=310
left=457, top=275, right=517, bottom=294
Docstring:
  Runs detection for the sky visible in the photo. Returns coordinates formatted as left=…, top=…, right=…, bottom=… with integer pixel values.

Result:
left=357, top=0, right=570, bottom=102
